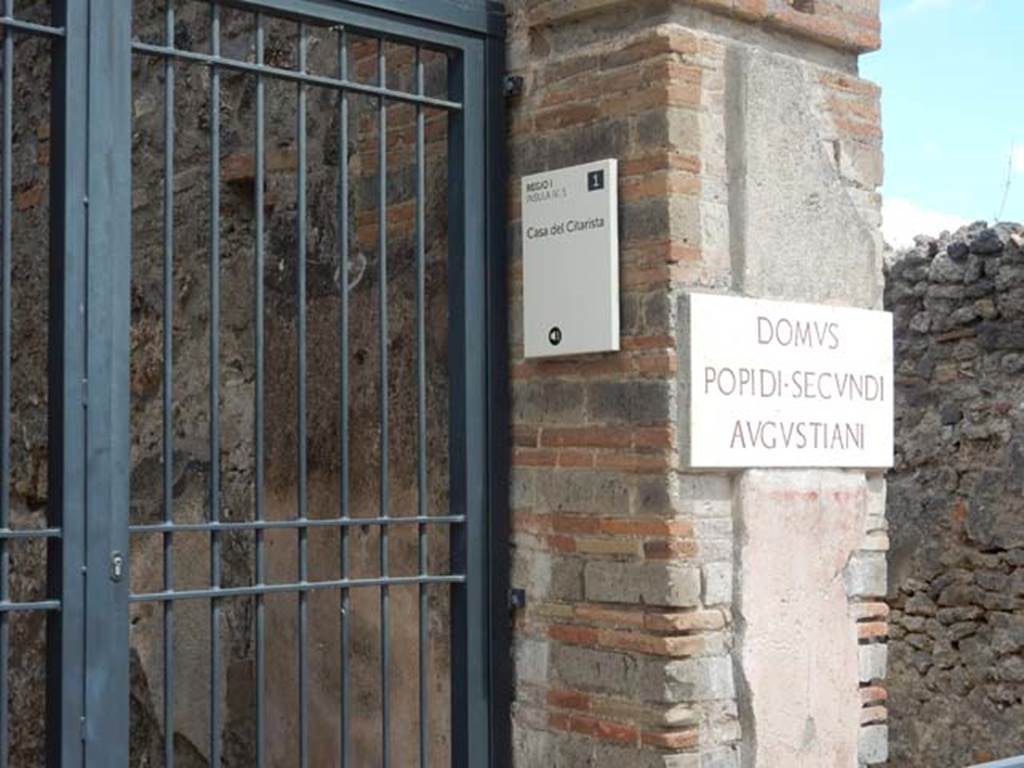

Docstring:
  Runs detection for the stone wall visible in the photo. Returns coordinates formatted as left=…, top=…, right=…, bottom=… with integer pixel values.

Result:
left=2, top=19, right=53, bottom=765
left=886, top=222, right=1024, bottom=766
left=505, top=1, right=886, bottom=765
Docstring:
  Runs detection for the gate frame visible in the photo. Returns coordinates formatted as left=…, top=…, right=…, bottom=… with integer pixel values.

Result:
left=46, top=1, right=90, bottom=764
left=343, top=0, right=505, bottom=37
left=43, top=1, right=509, bottom=765
left=484, top=18, right=512, bottom=768
left=46, top=0, right=134, bottom=764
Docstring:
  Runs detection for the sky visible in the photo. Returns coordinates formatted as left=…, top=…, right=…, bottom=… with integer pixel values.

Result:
left=861, top=0, right=1024, bottom=249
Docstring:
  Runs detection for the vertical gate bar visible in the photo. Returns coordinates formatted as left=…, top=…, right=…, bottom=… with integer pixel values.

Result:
left=0, top=9, right=13, bottom=764
left=82, top=0, right=132, bottom=761
left=253, top=12, right=266, bottom=768
left=448, top=40, right=489, bottom=768
left=376, top=36, right=390, bottom=768
left=414, top=45, right=428, bottom=768
left=484, top=30, right=512, bottom=768
left=162, top=2, right=177, bottom=765
left=208, top=5, right=223, bottom=766
left=46, top=2, right=87, bottom=764
left=336, top=24, right=351, bottom=768
left=296, top=21, right=309, bottom=768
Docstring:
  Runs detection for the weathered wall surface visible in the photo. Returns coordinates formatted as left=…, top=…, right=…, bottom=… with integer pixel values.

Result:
left=131, top=9, right=457, bottom=765
left=505, top=1, right=886, bottom=765
left=2, top=20, right=53, bottom=766
left=736, top=472, right=887, bottom=767
left=886, top=222, right=1024, bottom=767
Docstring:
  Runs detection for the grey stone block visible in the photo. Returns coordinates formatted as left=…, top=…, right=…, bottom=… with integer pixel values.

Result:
left=844, top=551, right=887, bottom=598
left=515, top=638, right=551, bottom=686
left=512, top=380, right=585, bottom=424
left=513, top=549, right=584, bottom=602
left=701, top=746, right=741, bottom=768
left=702, top=561, right=733, bottom=606
left=587, top=379, right=672, bottom=425
left=534, top=469, right=631, bottom=515
left=859, top=643, right=887, bottom=683
left=553, top=644, right=638, bottom=695
left=642, top=655, right=736, bottom=703
left=584, top=561, right=701, bottom=608
left=858, top=724, right=888, bottom=765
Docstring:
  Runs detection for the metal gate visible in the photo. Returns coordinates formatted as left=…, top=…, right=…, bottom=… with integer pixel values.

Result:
left=0, top=0, right=506, bottom=765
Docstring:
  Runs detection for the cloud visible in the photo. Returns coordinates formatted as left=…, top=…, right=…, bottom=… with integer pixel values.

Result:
left=1013, top=146, right=1024, bottom=175
left=882, top=197, right=968, bottom=250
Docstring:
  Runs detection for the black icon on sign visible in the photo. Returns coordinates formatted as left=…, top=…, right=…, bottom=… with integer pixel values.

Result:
left=587, top=170, right=604, bottom=191
left=548, top=327, right=562, bottom=346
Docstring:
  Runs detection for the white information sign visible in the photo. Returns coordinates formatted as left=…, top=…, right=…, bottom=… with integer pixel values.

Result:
left=688, top=293, right=894, bottom=468
left=522, top=159, right=619, bottom=358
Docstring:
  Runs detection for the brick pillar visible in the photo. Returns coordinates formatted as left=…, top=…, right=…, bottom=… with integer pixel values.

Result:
left=506, top=2, right=884, bottom=767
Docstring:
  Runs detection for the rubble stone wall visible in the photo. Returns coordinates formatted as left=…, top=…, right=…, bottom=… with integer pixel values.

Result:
left=886, top=222, right=1024, bottom=767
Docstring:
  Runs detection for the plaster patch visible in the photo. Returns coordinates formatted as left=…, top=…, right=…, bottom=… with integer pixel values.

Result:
left=736, top=470, right=866, bottom=767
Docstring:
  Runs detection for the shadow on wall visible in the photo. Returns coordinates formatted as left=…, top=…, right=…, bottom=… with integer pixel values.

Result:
left=127, top=9, right=456, bottom=763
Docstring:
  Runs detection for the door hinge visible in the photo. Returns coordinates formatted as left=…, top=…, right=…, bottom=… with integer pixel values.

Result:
left=508, top=588, right=526, bottom=612
left=502, top=74, right=523, bottom=99
left=80, top=716, right=86, bottom=742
